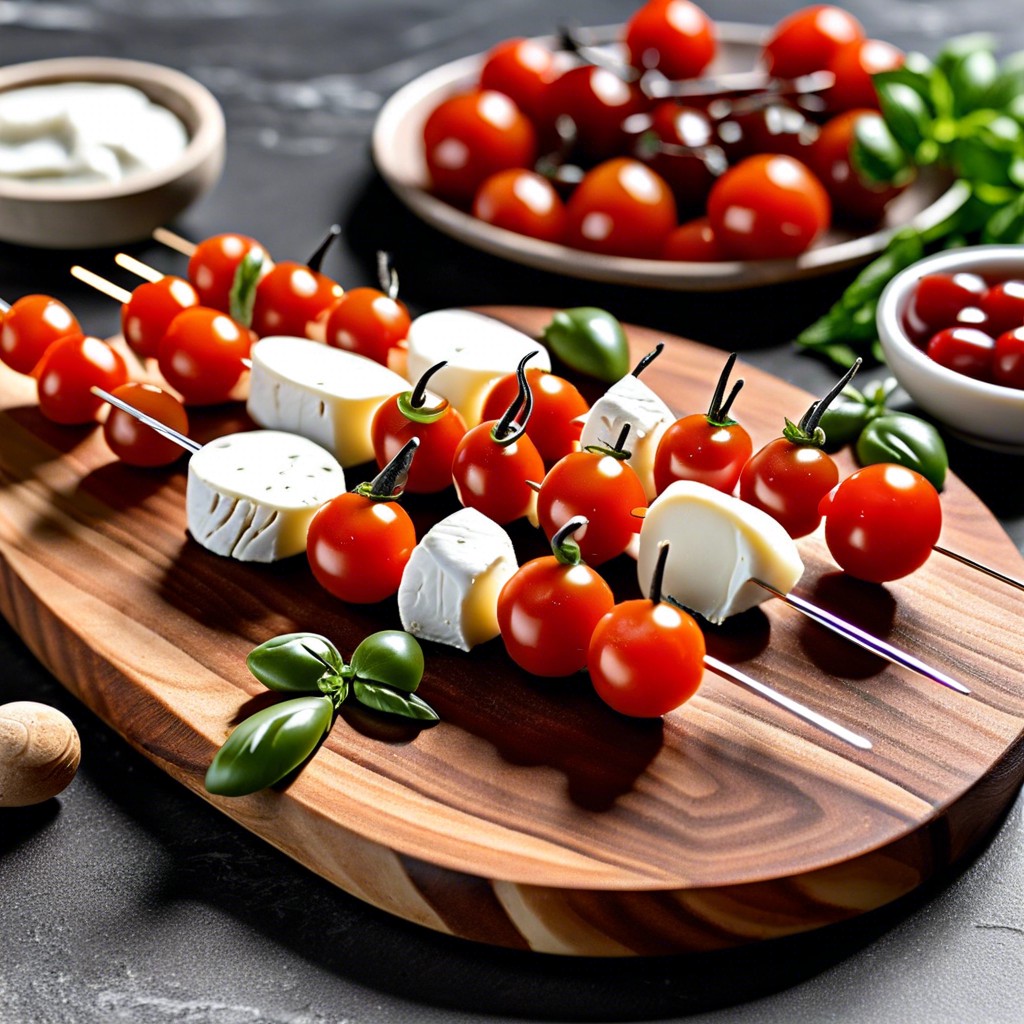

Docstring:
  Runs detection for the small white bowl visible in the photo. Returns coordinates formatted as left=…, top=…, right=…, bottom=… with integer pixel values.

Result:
left=0, top=56, right=225, bottom=249
left=876, top=244, right=1024, bottom=452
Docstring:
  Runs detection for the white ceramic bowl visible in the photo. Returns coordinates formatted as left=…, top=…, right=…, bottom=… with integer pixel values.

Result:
left=876, top=244, right=1024, bottom=451
left=0, top=56, right=225, bottom=249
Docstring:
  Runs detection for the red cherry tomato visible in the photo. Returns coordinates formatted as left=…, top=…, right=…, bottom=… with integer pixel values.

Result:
left=820, top=463, right=941, bottom=582
left=157, top=307, right=254, bottom=405
left=981, top=280, right=1024, bottom=337
left=763, top=5, right=865, bottom=80
left=716, top=103, right=820, bottom=165
left=994, top=328, right=1024, bottom=390
left=35, top=335, right=129, bottom=425
left=565, top=157, right=677, bottom=259
left=925, top=326, right=996, bottom=382
left=497, top=519, right=615, bottom=677
left=120, top=276, right=200, bottom=359
left=472, top=169, right=568, bottom=244
left=588, top=597, right=705, bottom=717
left=826, top=38, right=905, bottom=112
left=902, top=272, right=988, bottom=345
left=624, top=0, right=717, bottom=81
left=478, top=37, right=558, bottom=123
left=707, top=154, right=831, bottom=260
left=101, top=382, right=190, bottom=467
left=187, top=233, right=272, bottom=313
left=644, top=102, right=720, bottom=210
left=0, top=294, right=82, bottom=375
left=661, top=217, right=727, bottom=260
left=537, top=448, right=647, bottom=566
left=250, top=262, right=344, bottom=339
left=324, top=287, right=411, bottom=366
left=424, top=88, right=537, bottom=205
left=480, top=367, right=588, bottom=465
left=306, top=491, right=416, bottom=604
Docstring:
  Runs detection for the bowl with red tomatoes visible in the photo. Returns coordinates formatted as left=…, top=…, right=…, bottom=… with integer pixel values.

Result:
left=876, top=244, right=1024, bottom=451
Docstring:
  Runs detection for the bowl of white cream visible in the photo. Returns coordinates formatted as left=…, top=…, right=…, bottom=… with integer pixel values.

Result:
left=0, top=56, right=225, bottom=248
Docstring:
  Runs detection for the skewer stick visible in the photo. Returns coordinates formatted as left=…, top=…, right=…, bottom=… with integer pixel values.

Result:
left=70, top=265, right=131, bottom=305
left=933, top=544, right=1024, bottom=594
left=751, top=579, right=970, bottom=695
left=704, top=655, right=871, bottom=750
left=152, top=227, right=197, bottom=258
left=115, top=252, right=164, bottom=283
left=91, top=387, right=202, bottom=454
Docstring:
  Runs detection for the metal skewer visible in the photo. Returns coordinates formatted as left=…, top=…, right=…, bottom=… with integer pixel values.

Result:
left=91, top=387, right=202, bottom=454
left=933, top=544, right=1024, bottom=594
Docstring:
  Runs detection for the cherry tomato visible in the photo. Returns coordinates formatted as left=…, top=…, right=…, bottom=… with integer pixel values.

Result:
left=0, top=294, right=82, bottom=375
left=35, top=335, right=129, bottom=425
left=497, top=517, right=615, bottom=677
left=187, top=233, right=272, bottom=313
left=644, top=102, right=720, bottom=211
left=472, top=169, right=568, bottom=244
left=423, top=88, right=537, bottom=205
left=480, top=366, right=588, bottom=465
left=994, top=328, right=1024, bottom=390
left=707, top=154, right=831, bottom=260
left=820, top=463, right=941, bottom=582
left=565, top=157, right=677, bottom=259
left=157, top=307, right=254, bottom=405
left=925, top=326, right=996, bottom=382
left=981, top=279, right=1024, bottom=337
left=763, top=5, right=865, bottom=80
left=101, top=382, right=190, bottom=467
left=808, top=110, right=905, bottom=223
left=371, top=364, right=468, bottom=494
left=478, top=37, right=558, bottom=123
left=537, top=442, right=647, bottom=566
left=120, top=276, right=200, bottom=359
left=624, top=0, right=716, bottom=81
left=251, top=262, right=343, bottom=340
left=902, top=272, right=988, bottom=345
left=826, top=38, right=905, bottom=113
left=717, top=103, right=819, bottom=165
left=661, top=217, right=727, bottom=260
left=653, top=353, right=752, bottom=494
left=324, top=287, right=411, bottom=366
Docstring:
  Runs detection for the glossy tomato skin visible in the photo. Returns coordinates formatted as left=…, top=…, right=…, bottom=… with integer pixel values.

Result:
left=739, top=436, right=840, bottom=538
left=479, top=367, right=588, bottom=465
left=707, top=154, right=831, bottom=260
left=451, top=422, right=545, bottom=525
left=188, top=233, right=271, bottom=313
left=497, top=556, right=614, bottom=677
left=472, top=169, right=568, bottom=244
left=306, top=492, right=416, bottom=604
left=537, top=452, right=647, bottom=566
left=826, top=38, right=905, bottom=112
left=0, top=294, right=82, bottom=375
left=250, top=262, right=344, bottom=340
left=35, top=335, right=129, bottom=425
left=478, top=37, right=558, bottom=123
left=423, top=89, right=537, bottom=206
left=763, top=4, right=865, bottom=80
left=157, top=307, right=254, bottom=405
left=926, top=326, right=996, bottom=382
left=644, top=102, right=719, bottom=211
left=324, top=288, right=411, bottom=366
left=101, top=382, right=190, bottom=467
left=994, top=327, right=1024, bottom=390
left=588, top=599, right=705, bottom=718
left=902, top=272, right=988, bottom=345
left=661, top=217, right=727, bottom=260
left=371, top=395, right=467, bottom=494
left=820, top=464, right=941, bottom=582
left=121, top=276, right=200, bottom=359
left=654, top=414, right=753, bottom=494
left=624, top=0, right=717, bottom=81
left=981, top=280, right=1024, bottom=337
left=565, top=158, right=677, bottom=259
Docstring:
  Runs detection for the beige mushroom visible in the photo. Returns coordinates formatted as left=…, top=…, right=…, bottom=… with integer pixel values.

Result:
left=0, top=701, right=81, bottom=807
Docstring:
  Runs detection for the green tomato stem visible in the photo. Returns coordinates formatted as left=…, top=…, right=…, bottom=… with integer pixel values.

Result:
left=354, top=437, right=419, bottom=500
left=583, top=422, right=632, bottom=461
left=790, top=358, right=863, bottom=445
left=550, top=515, right=588, bottom=566
left=398, top=361, right=450, bottom=423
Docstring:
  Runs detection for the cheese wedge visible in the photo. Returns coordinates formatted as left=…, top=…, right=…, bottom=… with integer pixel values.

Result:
left=186, top=430, right=344, bottom=562
left=578, top=372, right=673, bottom=501
left=404, top=309, right=551, bottom=427
left=398, top=507, right=518, bottom=651
left=246, top=335, right=408, bottom=467
left=637, top=480, right=803, bottom=624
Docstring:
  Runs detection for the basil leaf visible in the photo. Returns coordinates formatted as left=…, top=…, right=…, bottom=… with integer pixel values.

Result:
left=228, top=248, right=264, bottom=328
left=247, top=632, right=344, bottom=693
left=948, top=49, right=1001, bottom=116
left=350, top=630, right=424, bottom=693
left=982, top=193, right=1024, bottom=243
left=352, top=680, right=439, bottom=722
left=852, top=113, right=914, bottom=183
left=936, top=33, right=997, bottom=80
left=876, top=81, right=932, bottom=155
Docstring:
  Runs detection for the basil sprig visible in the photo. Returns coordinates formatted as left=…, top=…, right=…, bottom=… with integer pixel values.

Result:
left=796, top=34, right=1024, bottom=367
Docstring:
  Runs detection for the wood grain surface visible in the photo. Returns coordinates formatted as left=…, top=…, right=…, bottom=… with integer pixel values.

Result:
left=1, top=309, right=1023, bottom=957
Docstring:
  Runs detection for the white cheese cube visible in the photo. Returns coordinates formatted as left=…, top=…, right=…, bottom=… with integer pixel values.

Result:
left=186, top=430, right=344, bottom=562
left=398, top=507, right=518, bottom=651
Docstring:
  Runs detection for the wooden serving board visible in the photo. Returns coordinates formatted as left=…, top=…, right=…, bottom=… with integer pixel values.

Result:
left=2, top=309, right=1023, bottom=957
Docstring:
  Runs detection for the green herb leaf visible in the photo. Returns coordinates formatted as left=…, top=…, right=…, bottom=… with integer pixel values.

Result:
left=246, top=632, right=344, bottom=693
left=948, top=49, right=1001, bottom=116
left=876, top=81, right=933, bottom=155
left=350, top=630, right=425, bottom=693
left=228, top=249, right=264, bottom=328
left=352, top=680, right=439, bottom=722
left=852, top=112, right=914, bottom=183
left=856, top=413, right=948, bottom=490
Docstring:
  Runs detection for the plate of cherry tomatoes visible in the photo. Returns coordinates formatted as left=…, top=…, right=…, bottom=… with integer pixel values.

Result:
left=372, top=5, right=960, bottom=290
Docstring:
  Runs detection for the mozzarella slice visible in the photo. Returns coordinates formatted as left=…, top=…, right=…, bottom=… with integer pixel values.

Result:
left=578, top=373, right=673, bottom=501
left=398, top=507, right=518, bottom=651
left=186, top=430, right=344, bottom=562
left=405, top=309, right=551, bottom=426
left=637, top=480, right=803, bottom=624
left=246, top=335, right=408, bottom=467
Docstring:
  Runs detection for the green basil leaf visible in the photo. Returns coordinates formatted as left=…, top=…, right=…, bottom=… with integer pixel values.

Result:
left=541, top=307, right=631, bottom=383
left=352, top=680, right=439, bottom=722
left=350, top=630, right=425, bottom=693
left=951, top=135, right=1015, bottom=188
left=817, top=386, right=870, bottom=450
left=981, top=193, right=1024, bottom=244
left=204, top=695, right=334, bottom=797
left=855, top=413, right=948, bottom=490
left=228, top=248, right=264, bottom=328
left=876, top=81, right=933, bottom=155
left=948, top=49, right=1001, bottom=117
left=246, top=632, right=343, bottom=693
left=872, top=62, right=934, bottom=110
left=936, top=33, right=997, bottom=80
left=852, top=112, right=915, bottom=183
